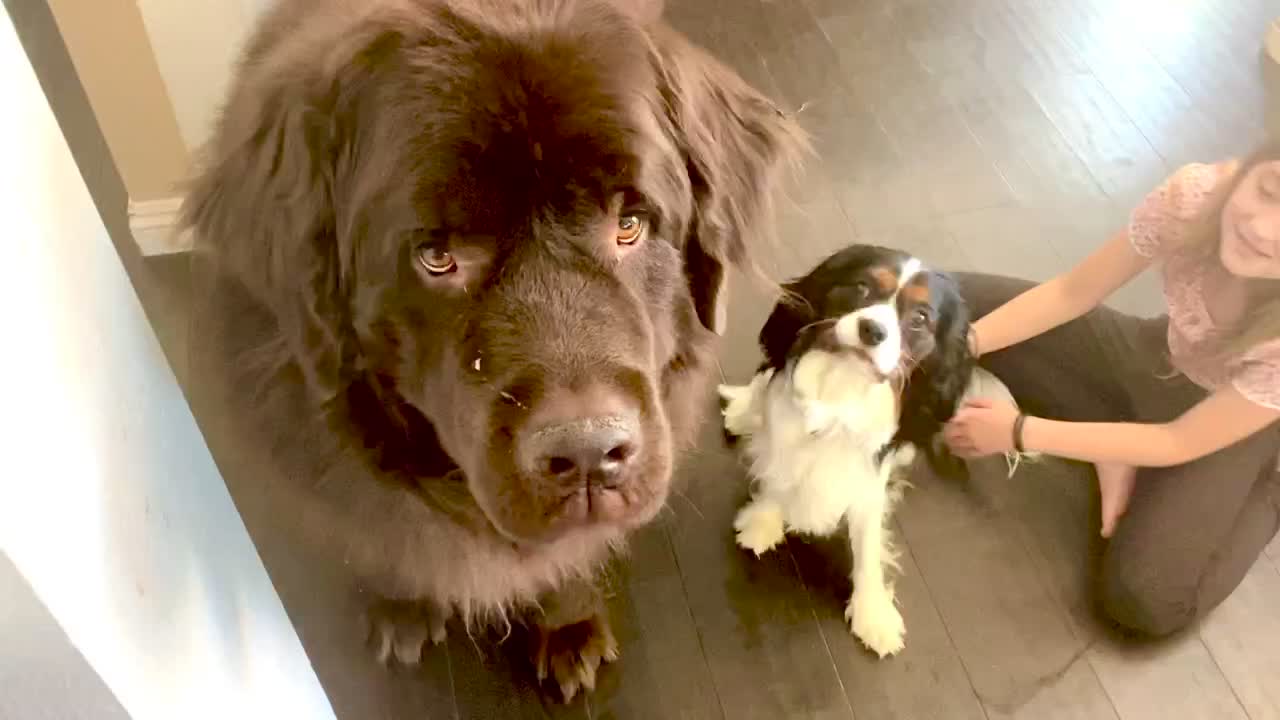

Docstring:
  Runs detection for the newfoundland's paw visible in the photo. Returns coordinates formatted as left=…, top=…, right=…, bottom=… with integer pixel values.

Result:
left=846, top=587, right=905, bottom=658
left=533, top=612, right=619, bottom=703
left=363, top=598, right=450, bottom=666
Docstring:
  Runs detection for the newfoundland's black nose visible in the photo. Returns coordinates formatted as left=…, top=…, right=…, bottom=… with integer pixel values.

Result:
left=519, top=384, right=642, bottom=488
left=524, top=417, right=639, bottom=487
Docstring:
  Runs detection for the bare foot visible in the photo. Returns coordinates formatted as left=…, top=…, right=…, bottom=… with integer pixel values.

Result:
left=1096, top=462, right=1137, bottom=538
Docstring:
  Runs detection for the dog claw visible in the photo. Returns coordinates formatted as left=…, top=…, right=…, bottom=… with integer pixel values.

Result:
left=533, top=614, right=618, bottom=703
left=846, top=589, right=906, bottom=658
left=364, top=598, right=451, bottom=666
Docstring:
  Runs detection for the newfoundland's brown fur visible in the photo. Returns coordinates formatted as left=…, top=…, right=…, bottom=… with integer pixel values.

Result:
left=183, top=0, right=803, bottom=701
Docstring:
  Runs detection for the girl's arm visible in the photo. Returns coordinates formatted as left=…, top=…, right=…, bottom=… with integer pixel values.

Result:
left=971, top=229, right=1152, bottom=356
left=1021, top=386, right=1280, bottom=467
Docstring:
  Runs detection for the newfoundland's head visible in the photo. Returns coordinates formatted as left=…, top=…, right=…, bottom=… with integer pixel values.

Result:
left=183, top=0, right=805, bottom=546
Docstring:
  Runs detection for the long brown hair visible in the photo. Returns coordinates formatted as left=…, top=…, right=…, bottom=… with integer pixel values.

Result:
left=1174, top=140, right=1280, bottom=364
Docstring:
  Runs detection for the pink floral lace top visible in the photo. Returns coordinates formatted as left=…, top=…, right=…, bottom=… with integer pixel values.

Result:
left=1129, top=162, right=1280, bottom=411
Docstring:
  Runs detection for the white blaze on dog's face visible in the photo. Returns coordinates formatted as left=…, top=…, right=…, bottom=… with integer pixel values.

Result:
left=830, top=257, right=924, bottom=376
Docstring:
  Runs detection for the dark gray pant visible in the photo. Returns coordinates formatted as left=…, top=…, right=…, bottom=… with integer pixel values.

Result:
left=957, top=272, right=1280, bottom=636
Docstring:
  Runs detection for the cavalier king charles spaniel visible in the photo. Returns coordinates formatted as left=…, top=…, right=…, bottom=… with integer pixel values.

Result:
left=719, top=243, right=977, bottom=658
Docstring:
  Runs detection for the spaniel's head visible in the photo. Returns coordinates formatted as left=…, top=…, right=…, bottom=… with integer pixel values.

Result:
left=758, top=244, right=973, bottom=440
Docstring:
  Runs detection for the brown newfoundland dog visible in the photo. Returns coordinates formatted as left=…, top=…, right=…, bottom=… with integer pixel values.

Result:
left=182, top=0, right=803, bottom=701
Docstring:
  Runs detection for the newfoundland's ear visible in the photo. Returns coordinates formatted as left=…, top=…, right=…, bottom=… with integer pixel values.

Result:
left=180, top=16, right=395, bottom=405
left=650, top=27, right=809, bottom=334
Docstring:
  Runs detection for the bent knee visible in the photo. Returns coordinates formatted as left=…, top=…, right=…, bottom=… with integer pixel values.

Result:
left=1098, top=565, right=1197, bottom=637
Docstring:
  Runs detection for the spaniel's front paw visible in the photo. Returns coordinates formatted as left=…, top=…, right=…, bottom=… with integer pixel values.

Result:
left=734, top=501, right=785, bottom=556
left=846, top=586, right=905, bottom=658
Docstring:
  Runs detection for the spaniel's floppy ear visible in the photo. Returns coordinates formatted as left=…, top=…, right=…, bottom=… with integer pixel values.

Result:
left=914, top=274, right=975, bottom=423
left=757, top=286, right=815, bottom=370
left=181, top=15, right=394, bottom=405
left=898, top=272, right=975, bottom=475
left=650, top=27, right=809, bottom=334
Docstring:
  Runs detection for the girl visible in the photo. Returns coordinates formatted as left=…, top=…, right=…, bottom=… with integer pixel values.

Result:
left=944, top=142, right=1280, bottom=637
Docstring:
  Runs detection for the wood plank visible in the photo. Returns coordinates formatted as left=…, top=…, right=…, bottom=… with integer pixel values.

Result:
left=1087, top=632, right=1248, bottom=720
left=986, top=0, right=1091, bottom=80
left=586, top=523, right=724, bottom=720
left=1101, top=0, right=1265, bottom=149
left=1041, top=0, right=1239, bottom=164
left=447, top=626, right=588, bottom=720
left=857, top=222, right=973, bottom=275
left=663, top=416, right=857, bottom=720
left=875, top=88, right=1018, bottom=219
left=941, top=201, right=1166, bottom=318
left=983, top=660, right=1118, bottom=720
left=835, top=1, right=1018, bottom=223
left=960, top=456, right=1104, bottom=641
left=787, top=533, right=989, bottom=720
left=799, top=1, right=960, bottom=235
left=951, top=80, right=1108, bottom=209
left=941, top=205, right=1069, bottom=284
left=1200, top=558, right=1280, bottom=720
left=805, top=0, right=935, bottom=99
left=898, top=461, right=1119, bottom=720
left=1022, top=71, right=1168, bottom=210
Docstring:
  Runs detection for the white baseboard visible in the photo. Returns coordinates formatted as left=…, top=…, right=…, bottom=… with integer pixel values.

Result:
left=128, top=195, right=193, bottom=255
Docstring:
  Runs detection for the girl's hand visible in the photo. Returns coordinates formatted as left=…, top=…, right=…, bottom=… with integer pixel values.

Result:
left=1096, top=463, right=1137, bottom=538
left=944, top=398, right=1021, bottom=458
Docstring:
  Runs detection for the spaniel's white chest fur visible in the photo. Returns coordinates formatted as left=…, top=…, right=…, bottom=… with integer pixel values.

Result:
left=725, top=352, right=899, bottom=536
left=721, top=350, right=914, bottom=658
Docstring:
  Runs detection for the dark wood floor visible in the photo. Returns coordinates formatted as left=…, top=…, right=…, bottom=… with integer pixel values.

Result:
left=19, top=0, right=1280, bottom=718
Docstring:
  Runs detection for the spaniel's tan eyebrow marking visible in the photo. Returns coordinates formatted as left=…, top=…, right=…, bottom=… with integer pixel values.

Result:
left=870, top=266, right=898, bottom=293
left=902, top=284, right=930, bottom=304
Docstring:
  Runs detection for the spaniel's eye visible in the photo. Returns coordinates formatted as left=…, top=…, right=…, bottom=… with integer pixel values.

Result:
left=910, top=309, right=930, bottom=328
left=415, top=244, right=457, bottom=275
left=617, top=214, right=646, bottom=245
left=853, top=281, right=871, bottom=299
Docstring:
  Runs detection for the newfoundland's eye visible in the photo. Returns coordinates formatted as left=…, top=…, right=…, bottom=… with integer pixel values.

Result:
left=617, top=214, right=646, bottom=245
left=415, top=244, right=457, bottom=275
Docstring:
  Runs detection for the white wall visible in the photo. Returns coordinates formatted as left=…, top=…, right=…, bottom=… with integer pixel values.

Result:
left=0, top=5, right=334, bottom=719
left=134, top=0, right=273, bottom=152
left=0, top=552, right=131, bottom=720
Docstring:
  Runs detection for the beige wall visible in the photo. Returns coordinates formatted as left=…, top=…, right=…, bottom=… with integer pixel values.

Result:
left=46, top=0, right=189, bottom=203
left=135, top=0, right=263, bottom=153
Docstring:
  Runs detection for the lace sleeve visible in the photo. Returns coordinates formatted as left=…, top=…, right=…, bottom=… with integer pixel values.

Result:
left=1128, top=163, right=1227, bottom=258
left=1232, top=341, right=1280, bottom=411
